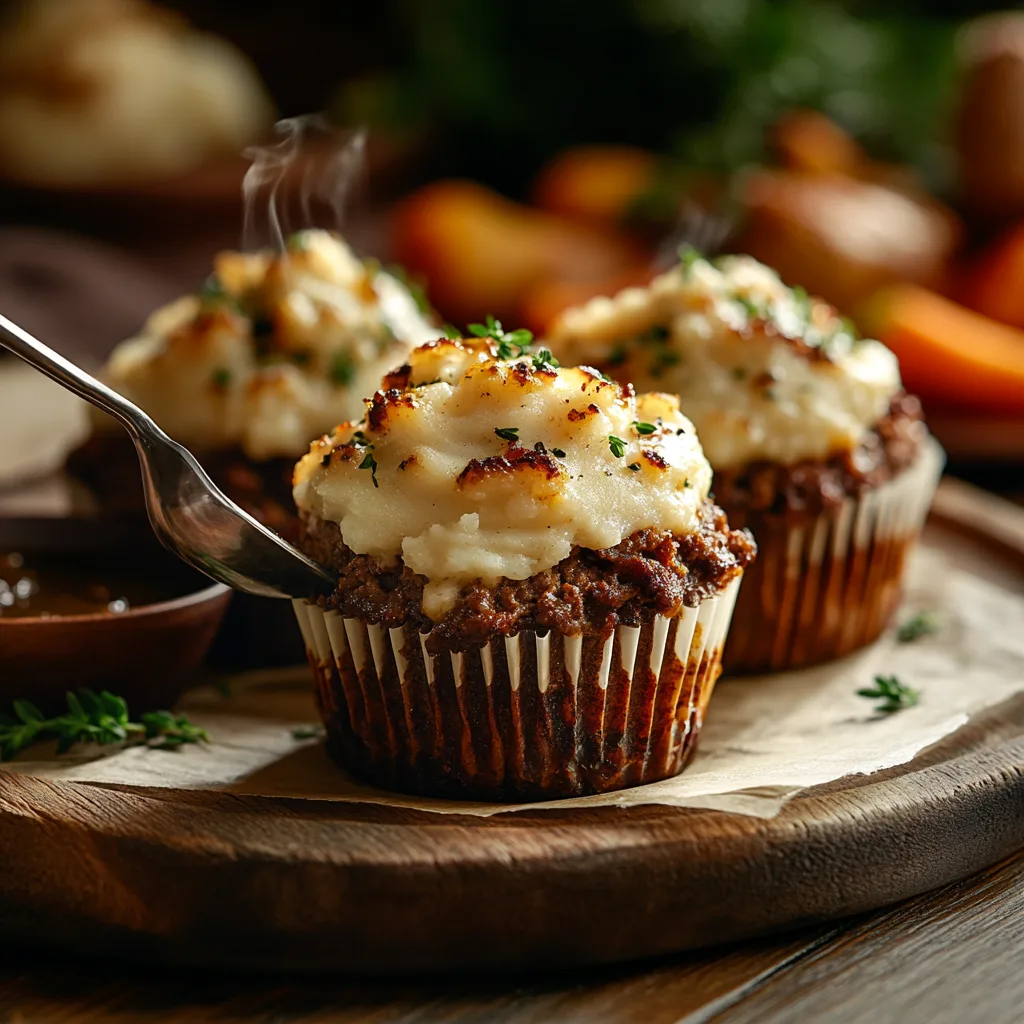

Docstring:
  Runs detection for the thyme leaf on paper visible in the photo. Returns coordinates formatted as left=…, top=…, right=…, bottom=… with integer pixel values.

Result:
left=897, top=610, right=942, bottom=643
left=856, top=675, right=920, bottom=715
left=0, top=689, right=208, bottom=762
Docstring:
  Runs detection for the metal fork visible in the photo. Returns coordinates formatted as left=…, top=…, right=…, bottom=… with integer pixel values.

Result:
left=0, top=314, right=334, bottom=599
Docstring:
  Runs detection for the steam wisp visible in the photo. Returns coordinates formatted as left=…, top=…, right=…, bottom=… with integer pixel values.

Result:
left=242, top=115, right=368, bottom=252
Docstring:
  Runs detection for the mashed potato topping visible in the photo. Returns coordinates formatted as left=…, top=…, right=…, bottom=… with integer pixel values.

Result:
left=101, top=230, right=437, bottom=460
left=548, top=252, right=901, bottom=469
left=293, top=336, right=713, bottom=619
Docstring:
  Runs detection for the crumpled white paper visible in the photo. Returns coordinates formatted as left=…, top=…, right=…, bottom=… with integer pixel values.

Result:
left=6, top=535, right=1023, bottom=818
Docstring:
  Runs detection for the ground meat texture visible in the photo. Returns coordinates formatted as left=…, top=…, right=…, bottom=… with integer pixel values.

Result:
left=298, top=502, right=756, bottom=654
left=66, top=433, right=300, bottom=542
left=710, top=392, right=928, bottom=526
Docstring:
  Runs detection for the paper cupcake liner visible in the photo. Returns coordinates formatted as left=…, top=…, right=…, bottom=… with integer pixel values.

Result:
left=293, top=577, right=741, bottom=801
left=724, top=436, right=944, bottom=675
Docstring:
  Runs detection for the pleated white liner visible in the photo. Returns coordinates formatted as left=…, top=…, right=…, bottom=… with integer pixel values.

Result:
left=293, top=574, right=742, bottom=789
left=726, top=436, right=945, bottom=672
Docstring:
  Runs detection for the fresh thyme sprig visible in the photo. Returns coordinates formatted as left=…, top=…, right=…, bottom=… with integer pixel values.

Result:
left=632, top=420, right=657, bottom=435
left=468, top=315, right=534, bottom=359
left=608, top=435, right=626, bottom=458
left=442, top=323, right=461, bottom=340
left=897, top=611, right=942, bottom=643
left=531, top=348, right=560, bottom=371
left=857, top=675, right=920, bottom=715
left=494, top=426, right=520, bottom=442
left=0, top=689, right=208, bottom=762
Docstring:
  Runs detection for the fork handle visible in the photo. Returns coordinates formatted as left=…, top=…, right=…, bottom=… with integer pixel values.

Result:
left=0, top=313, right=165, bottom=445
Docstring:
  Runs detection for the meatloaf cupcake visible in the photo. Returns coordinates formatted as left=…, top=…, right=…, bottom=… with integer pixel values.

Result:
left=548, top=250, right=943, bottom=674
left=292, top=332, right=754, bottom=800
left=67, top=229, right=436, bottom=540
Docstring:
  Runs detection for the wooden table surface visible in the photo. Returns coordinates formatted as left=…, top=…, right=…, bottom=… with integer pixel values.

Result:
left=0, top=848, right=1020, bottom=1023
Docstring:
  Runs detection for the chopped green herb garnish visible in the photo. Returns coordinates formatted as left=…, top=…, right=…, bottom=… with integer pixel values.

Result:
left=632, top=420, right=657, bottom=435
left=291, top=725, right=325, bottom=740
left=210, top=367, right=232, bottom=391
left=468, top=314, right=501, bottom=339
left=857, top=675, right=919, bottom=715
left=678, top=244, right=703, bottom=277
left=638, top=325, right=670, bottom=346
left=287, top=231, right=311, bottom=251
left=531, top=348, right=560, bottom=372
left=199, top=274, right=227, bottom=302
left=649, top=349, right=681, bottom=377
left=350, top=430, right=371, bottom=447
left=587, top=366, right=614, bottom=383
left=897, top=611, right=942, bottom=643
left=468, top=315, right=534, bottom=359
left=608, top=341, right=628, bottom=366
left=329, top=351, right=355, bottom=386
left=358, top=451, right=379, bottom=487
left=627, top=462, right=641, bottom=472
left=791, top=285, right=811, bottom=320
left=608, top=435, right=626, bottom=458
left=0, top=689, right=207, bottom=761
left=731, top=367, right=747, bottom=381
left=442, top=323, right=461, bottom=340
left=736, top=294, right=767, bottom=319
left=494, top=426, right=520, bottom=442
left=550, top=447, right=567, bottom=458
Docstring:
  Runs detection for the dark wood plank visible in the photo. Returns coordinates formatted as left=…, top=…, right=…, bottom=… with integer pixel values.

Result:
left=1, top=853, right=1021, bottom=1022
left=0, top=928, right=839, bottom=1024
left=708, top=850, right=1024, bottom=1024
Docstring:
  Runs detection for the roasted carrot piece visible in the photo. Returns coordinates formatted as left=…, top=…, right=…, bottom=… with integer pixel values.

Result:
left=861, top=284, right=1024, bottom=413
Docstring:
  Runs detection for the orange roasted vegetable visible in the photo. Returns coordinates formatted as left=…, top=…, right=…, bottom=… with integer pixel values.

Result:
left=531, top=146, right=658, bottom=225
left=962, top=222, right=1024, bottom=330
left=391, top=180, right=644, bottom=325
left=772, top=109, right=865, bottom=176
left=861, top=284, right=1024, bottom=413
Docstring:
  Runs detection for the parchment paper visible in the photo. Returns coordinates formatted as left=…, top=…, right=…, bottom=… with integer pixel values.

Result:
left=5, top=541, right=1024, bottom=818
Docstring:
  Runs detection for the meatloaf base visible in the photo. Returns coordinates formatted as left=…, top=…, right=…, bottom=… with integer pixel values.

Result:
left=298, top=501, right=756, bottom=655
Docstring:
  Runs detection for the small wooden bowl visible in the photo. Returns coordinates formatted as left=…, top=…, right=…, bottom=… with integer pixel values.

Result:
left=0, top=518, right=232, bottom=715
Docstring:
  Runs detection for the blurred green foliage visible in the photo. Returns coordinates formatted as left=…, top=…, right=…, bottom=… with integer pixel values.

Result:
left=336, top=0, right=975, bottom=195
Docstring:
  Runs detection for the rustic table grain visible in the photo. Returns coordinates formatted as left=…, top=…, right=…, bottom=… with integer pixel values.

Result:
left=0, top=849, right=1021, bottom=1024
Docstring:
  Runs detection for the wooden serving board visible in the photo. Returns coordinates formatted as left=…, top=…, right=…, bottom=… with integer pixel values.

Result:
left=1, top=480, right=1023, bottom=976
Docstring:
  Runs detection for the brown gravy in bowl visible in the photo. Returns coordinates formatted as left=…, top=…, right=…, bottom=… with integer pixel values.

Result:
left=0, top=550, right=202, bottom=619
